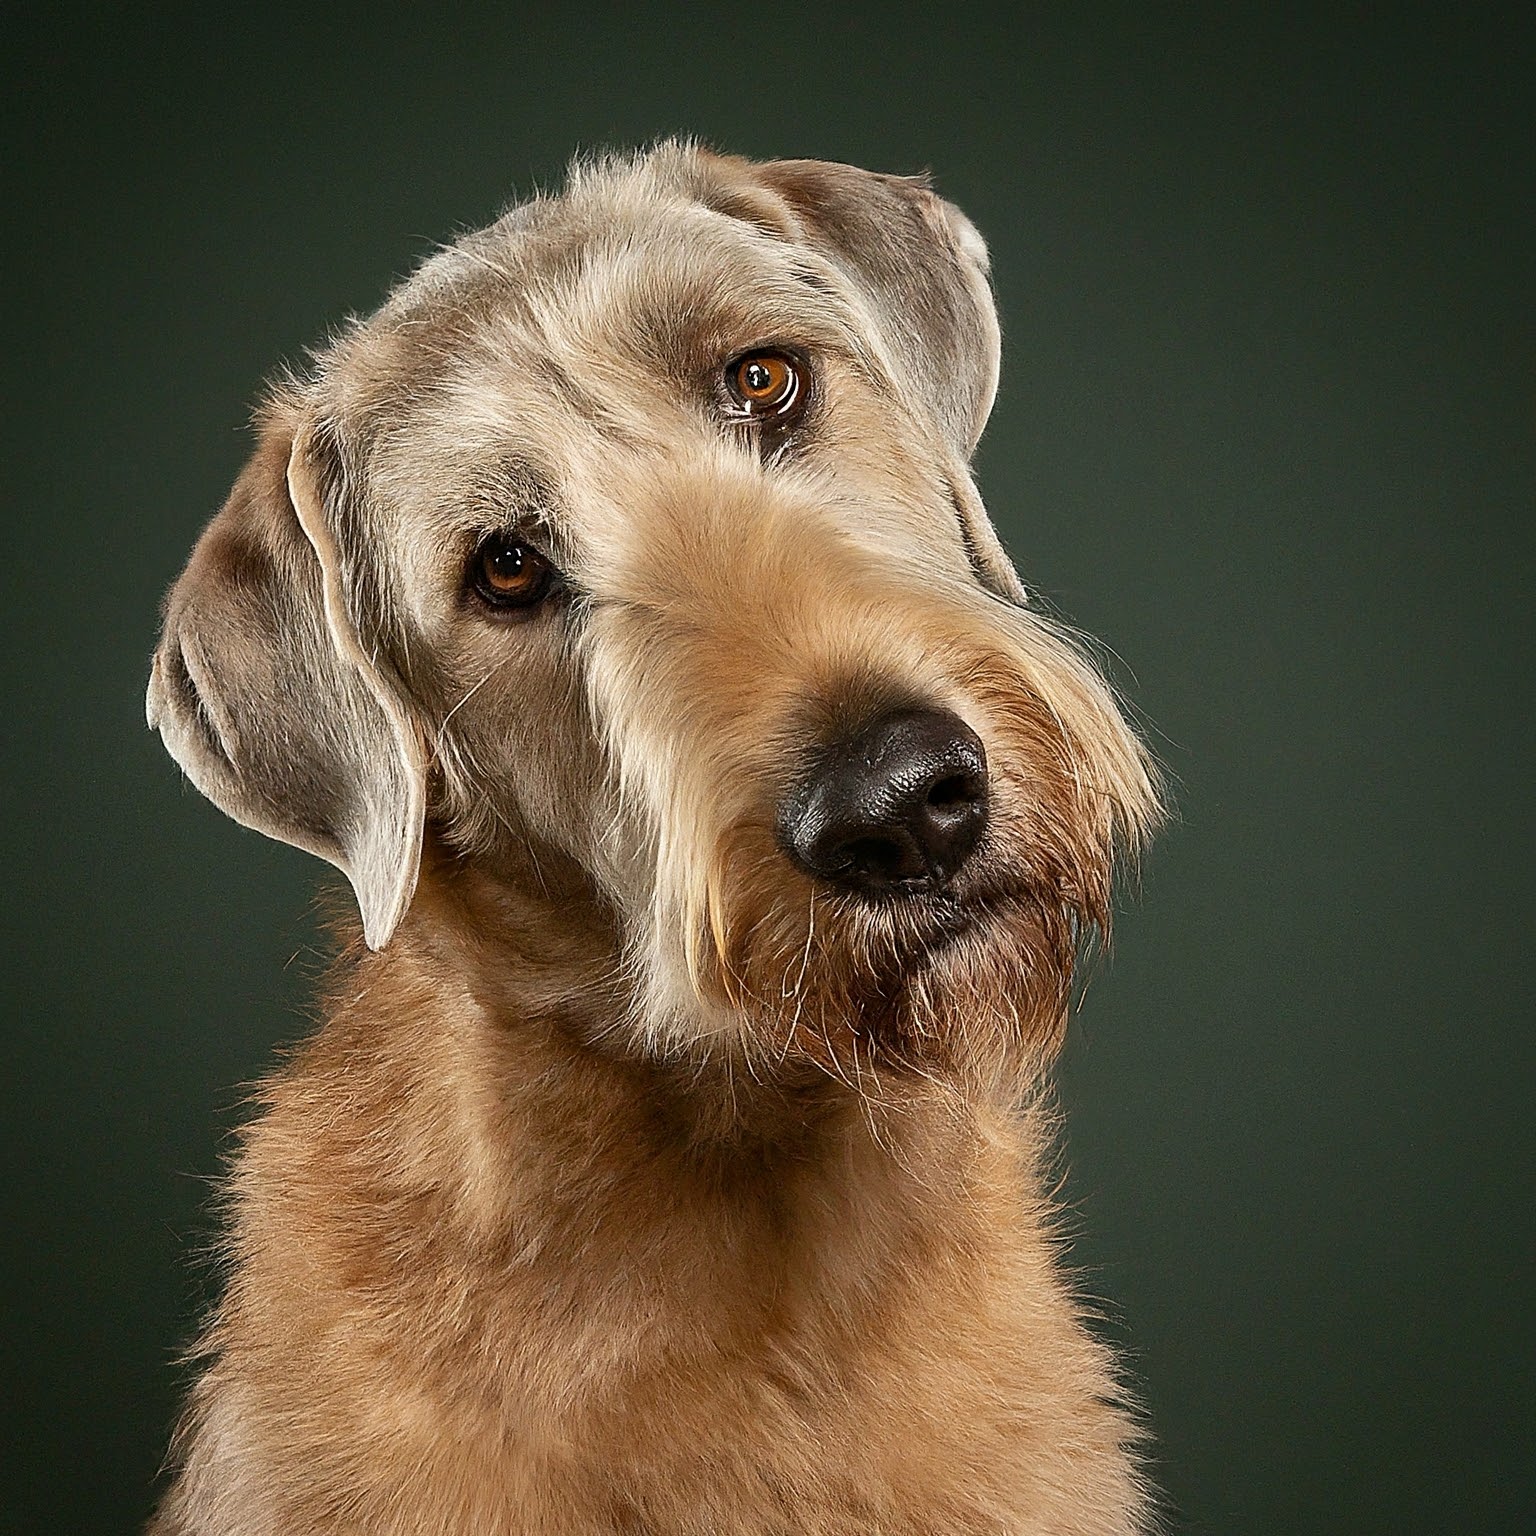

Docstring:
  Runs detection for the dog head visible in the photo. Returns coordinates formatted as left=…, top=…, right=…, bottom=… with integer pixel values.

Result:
left=148, top=145, right=1160, bottom=1075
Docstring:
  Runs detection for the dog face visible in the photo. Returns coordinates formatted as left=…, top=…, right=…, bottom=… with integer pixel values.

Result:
left=148, top=145, right=1159, bottom=1074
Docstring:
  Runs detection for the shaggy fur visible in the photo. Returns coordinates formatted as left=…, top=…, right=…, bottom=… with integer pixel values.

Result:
left=146, top=144, right=1163, bottom=1534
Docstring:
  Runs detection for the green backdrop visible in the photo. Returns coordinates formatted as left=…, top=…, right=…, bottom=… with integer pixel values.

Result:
left=5, top=6, right=1531, bottom=1531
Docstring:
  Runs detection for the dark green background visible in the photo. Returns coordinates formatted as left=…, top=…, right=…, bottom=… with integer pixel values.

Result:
left=5, top=5, right=1531, bottom=1531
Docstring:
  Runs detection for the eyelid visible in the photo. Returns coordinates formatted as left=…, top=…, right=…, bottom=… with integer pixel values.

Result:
left=463, top=512, right=567, bottom=568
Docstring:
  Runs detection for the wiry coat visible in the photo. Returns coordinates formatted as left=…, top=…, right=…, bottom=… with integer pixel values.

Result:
left=147, top=145, right=1163, bottom=1534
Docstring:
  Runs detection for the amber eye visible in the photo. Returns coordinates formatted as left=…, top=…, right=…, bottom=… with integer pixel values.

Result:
left=726, top=350, right=803, bottom=419
left=469, top=533, right=557, bottom=611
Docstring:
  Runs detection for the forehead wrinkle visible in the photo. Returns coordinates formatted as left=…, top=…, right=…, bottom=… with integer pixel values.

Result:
left=528, top=350, right=646, bottom=447
left=384, top=306, right=621, bottom=453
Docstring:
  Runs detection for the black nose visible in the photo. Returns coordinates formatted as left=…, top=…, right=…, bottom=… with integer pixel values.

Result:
left=778, top=708, right=989, bottom=896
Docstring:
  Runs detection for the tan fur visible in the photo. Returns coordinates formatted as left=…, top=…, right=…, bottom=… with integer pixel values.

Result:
left=147, top=144, right=1163, bottom=1534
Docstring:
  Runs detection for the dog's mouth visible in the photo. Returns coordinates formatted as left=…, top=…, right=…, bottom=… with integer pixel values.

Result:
left=791, top=879, right=1031, bottom=1010
left=708, top=871, right=1079, bottom=1070
left=898, top=882, right=1033, bottom=972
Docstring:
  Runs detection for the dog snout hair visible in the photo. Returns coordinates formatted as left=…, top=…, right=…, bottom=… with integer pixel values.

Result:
left=777, top=706, right=989, bottom=896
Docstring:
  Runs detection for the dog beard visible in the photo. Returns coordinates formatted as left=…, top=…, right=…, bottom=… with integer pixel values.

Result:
left=711, top=875, right=1085, bottom=1085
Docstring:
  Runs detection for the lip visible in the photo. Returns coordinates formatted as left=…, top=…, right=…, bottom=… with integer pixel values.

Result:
left=906, top=884, right=1026, bottom=968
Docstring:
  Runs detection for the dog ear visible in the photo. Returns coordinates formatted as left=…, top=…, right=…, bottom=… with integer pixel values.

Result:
left=146, top=401, right=426, bottom=949
left=752, top=158, right=1002, bottom=457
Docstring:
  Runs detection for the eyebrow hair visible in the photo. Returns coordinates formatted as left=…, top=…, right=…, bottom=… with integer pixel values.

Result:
left=460, top=457, right=564, bottom=538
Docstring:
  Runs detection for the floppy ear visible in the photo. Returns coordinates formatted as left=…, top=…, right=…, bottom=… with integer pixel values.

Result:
left=748, top=157, right=1024, bottom=600
left=146, top=402, right=426, bottom=949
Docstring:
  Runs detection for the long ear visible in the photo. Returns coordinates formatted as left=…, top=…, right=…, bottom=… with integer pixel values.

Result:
left=745, top=157, right=1024, bottom=600
left=146, top=401, right=426, bottom=949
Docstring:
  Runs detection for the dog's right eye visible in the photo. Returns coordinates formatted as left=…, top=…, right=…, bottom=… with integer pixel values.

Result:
left=468, top=534, right=558, bottom=614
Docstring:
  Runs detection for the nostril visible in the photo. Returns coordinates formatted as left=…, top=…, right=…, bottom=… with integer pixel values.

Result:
left=841, top=832, right=923, bottom=885
left=926, top=773, right=977, bottom=809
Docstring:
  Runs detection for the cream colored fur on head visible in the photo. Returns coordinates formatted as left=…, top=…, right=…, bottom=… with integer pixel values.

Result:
left=146, top=143, right=1163, bottom=1535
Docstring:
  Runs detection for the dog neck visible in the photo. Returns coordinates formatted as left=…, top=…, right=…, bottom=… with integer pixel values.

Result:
left=306, top=838, right=1041, bottom=1285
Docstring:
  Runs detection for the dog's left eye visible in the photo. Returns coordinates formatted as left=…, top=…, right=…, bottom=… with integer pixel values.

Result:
left=725, top=351, right=804, bottom=422
left=468, top=534, right=558, bottom=613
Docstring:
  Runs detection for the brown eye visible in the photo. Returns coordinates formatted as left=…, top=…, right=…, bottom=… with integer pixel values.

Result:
left=726, top=350, right=803, bottom=419
left=469, top=533, right=557, bottom=611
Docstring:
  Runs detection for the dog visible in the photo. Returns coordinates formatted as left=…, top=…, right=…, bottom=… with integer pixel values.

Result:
left=145, top=144, right=1163, bottom=1535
